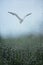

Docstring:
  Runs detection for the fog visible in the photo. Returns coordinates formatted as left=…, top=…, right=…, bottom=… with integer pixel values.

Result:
left=0, top=0, right=43, bottom=37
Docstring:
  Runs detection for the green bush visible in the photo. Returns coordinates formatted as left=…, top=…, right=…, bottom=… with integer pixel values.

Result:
left=0, top=35, right=43, bottom=65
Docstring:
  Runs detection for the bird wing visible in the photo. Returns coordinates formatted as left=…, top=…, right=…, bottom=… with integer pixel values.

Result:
left=24, top=13, right=32, bottom=19
left=8, top=12, right=22, bottom=20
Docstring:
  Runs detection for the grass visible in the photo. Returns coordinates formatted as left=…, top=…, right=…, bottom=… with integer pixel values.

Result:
left=0, top=34, right=43, bottom=65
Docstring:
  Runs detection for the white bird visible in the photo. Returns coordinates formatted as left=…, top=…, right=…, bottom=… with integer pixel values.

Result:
left=8, top=12, right=32, bottom=24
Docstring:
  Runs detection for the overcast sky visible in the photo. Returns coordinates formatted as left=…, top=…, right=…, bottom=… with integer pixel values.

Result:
left=0, top=0, right=43, bottom=37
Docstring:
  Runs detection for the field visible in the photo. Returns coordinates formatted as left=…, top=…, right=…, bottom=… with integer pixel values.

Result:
left=0, top=34, right=43, bottom=65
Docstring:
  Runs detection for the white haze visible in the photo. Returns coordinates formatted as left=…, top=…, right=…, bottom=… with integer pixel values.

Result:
left=0, top=0, right=43, bottom=37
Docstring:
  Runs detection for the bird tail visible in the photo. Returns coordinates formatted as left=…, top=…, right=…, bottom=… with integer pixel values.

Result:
left=20, top=20, right=23, bottom=24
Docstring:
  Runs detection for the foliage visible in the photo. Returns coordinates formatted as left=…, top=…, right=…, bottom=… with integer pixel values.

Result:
left=0, top=35, right=43, bottom=65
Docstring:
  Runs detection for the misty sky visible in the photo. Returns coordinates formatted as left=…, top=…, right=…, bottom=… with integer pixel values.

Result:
left=0, top=0, right=43, bottom=37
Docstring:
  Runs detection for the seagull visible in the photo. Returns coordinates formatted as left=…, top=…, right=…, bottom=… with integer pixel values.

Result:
left=8, top=12, right=32, bottom=24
